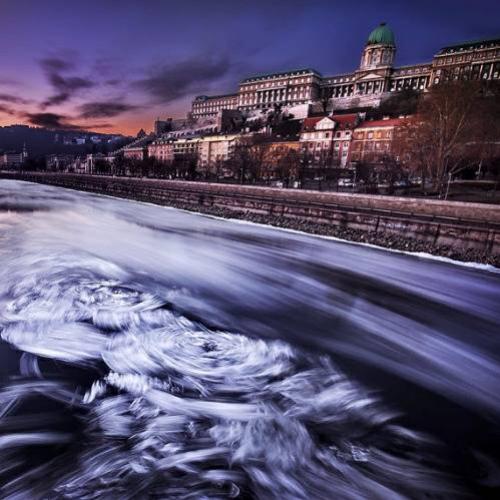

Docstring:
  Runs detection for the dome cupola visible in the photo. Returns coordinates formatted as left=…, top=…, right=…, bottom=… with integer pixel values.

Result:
left=367, top=22, right=395, bottom=46
left=359, top=22, right=396, bottom=71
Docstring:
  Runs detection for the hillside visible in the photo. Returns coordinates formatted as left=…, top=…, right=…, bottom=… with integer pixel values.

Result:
left=0, top=125, right=132, bottom=156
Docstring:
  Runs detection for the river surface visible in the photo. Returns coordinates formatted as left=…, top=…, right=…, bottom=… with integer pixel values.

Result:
left=0, top=179, right=499, bottom=499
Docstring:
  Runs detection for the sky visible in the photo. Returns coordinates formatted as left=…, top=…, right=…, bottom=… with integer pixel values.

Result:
left=0, top=0, right=498, bottom=136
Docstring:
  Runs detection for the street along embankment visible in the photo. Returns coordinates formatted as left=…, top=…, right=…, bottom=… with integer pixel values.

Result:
left=3, top=172, right=500, bottom=265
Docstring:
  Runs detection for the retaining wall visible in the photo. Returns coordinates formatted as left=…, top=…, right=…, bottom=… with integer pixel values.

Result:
left=2, top=172, right=500, bottom=256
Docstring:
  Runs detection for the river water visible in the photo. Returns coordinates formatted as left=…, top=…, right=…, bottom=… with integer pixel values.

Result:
left=0, top=179, right=499, bottom=499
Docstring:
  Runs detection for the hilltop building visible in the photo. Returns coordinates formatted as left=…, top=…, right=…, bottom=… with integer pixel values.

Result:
left=192, top=23, right=500, bottom=115
left=107, top=24, right=499, bottom=178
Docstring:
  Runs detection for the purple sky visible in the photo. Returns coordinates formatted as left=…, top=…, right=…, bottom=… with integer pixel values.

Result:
left=0, top=0, right=498, bottom=135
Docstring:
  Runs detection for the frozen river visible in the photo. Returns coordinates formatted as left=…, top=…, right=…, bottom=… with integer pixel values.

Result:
left=1, top=179, right=499, bottom=498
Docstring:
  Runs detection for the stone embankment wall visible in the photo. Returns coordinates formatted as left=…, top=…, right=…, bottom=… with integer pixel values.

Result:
left=3, top=172, right=500, bottom=263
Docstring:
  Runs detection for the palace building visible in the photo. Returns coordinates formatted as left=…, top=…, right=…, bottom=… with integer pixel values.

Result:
left=191, top=23, right=500, bottom=117
left=191, top=94, right=239, bottom=119
left=237, top=68, right=322, bottom=112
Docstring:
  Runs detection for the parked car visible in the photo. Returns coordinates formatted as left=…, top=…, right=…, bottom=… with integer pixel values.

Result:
left=394, top=180, right=410, bottom=187
left=338, top=178, right=354, bottom=187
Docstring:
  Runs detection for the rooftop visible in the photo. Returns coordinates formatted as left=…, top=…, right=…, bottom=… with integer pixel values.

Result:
left=331, top=114, right=359, bottom=128
left=241, top=68, right=322, bottom=83
left=301, top=116, right=334, bottom=132
left=194, top=93, right=238, bottom=101
left=438, top=35, right=500, bottom=52
left=367, top=22, right=395, bottom=46
left=357, top=117, right=406, bottom=128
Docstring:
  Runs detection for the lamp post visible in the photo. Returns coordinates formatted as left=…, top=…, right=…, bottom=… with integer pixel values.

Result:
left=476, top=159, right=483, bottom=180
left=444, top=172, right=452, bottom=200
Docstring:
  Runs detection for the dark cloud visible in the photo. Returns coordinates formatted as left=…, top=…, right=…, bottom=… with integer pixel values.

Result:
left=0, top=93, right=31, bottom=116
left=78, top=101, right=138, bottom=119
left=0, top=104, right=16, bottom=116
left=24, top=112, right=111, bottom=131
left=42, top=92, right=71, bottom=107
left=40, top=57, right=75, bottom=73
left=24, top=112, right=72, bottom=129
left=0, top=93, right=31, bottom=105
left=134, top=55, right=233, bottom=103
left=39, top=56, right=94, bottom=108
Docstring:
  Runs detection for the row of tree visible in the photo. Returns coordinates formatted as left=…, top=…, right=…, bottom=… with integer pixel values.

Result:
left=30, top=80, right=500, bottom=195
left=93, top=139, right=306, bottom=187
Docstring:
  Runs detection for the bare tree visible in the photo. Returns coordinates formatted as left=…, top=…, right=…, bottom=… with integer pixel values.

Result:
left=228, top=134, right=271, bottom=184
left=275, top=148, right=301, bottom=187
left=392, top=118, right=432, bottom=191
left=400, top=81, right=499, bottom=193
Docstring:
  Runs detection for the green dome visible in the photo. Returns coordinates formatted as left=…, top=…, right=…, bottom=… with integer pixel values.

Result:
left=367, top=23, right=395, bottom=45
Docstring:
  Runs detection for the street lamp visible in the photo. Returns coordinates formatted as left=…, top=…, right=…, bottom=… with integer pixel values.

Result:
left=444, top=172, right=452, bottom=200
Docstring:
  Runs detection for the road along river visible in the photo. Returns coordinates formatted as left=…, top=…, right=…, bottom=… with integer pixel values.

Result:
left=1, top=179, right=499, bottom=498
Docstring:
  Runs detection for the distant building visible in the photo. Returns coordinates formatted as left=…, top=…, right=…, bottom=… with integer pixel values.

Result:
left=0, top=143, right=28, bottom=168
left=123, top=146, right=148, bottom=161
left=172, top=137, right=201, bottom=161
left=198, top=134, right=240, bottom=171
left=62, top=136, right=86, bottom=145
left=148, top=137, right=175, bottom=163
left=46, top=154, right=75, bottom=171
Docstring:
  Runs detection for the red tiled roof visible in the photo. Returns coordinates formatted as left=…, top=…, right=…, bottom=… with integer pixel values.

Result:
left=301, top=116, right=334, bottom=132
left=356, top=118, right=406, bottom=129
left=331, top=113, right=358, bottom=129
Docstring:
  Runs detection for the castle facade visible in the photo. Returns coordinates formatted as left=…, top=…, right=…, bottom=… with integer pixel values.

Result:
left=191, top=23, right=500, bottom=119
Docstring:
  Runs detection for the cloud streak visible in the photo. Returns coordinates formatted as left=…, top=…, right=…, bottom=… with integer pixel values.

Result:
left=134, top=55, right=233, bottom=104
left=23, top=111, right=111, bottom=130
left=0, top=93, right=31, bottom=105
left=77, top=101, right=138, bottom=119
left=40, top=57, right=94, bottom=108
left=0, top=104, right=16, bottom=116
